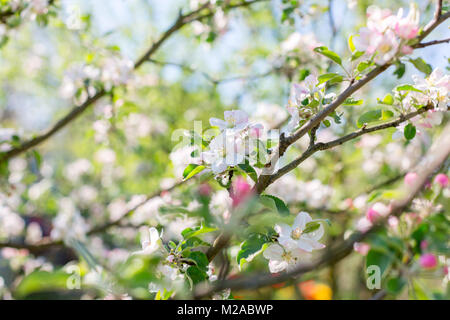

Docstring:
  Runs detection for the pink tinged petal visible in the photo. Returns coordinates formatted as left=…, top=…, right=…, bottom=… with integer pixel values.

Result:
left=356, top=217, right=373, bottom=232
left=401, top=45, right=413, bottom=55
left=354, top=242, right=370, bottom=255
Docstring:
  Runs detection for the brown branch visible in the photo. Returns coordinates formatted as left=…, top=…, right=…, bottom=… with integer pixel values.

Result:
left=269, top=105, right=434, bottom=185
left=193, top=123, right=450, bottom=298
left=413, top=37, right=450, bottom=49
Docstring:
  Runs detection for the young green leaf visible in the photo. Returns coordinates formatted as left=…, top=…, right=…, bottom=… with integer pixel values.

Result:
left=260, top=194, right=290, bottom=216
left=404, top=123, right=416, bottom=140
left=408, top=57, right=432, bottom=76
left=182, top=224, right=217, bottom=240
left=238, top=163, right=258, bottom=183
left=343, top=98, right=364, bottom=106
left=348, top=35, right=356, bottom=53
left=183, top=164, right=205, bottom=180
left=357, top=109, right=382, bottom=128
left=395, top=84, right=422, bottom=93
left=236, top=233, right=269, bottom=268
left=314, top=46, right=342, bottom=65
left=393, top=62, right=406, bottom=79
left=318, top=73, right=343, bottom=85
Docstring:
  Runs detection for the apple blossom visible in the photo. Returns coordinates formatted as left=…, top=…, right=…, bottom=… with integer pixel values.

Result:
left=134, top=227, right=163, bottom=255
left=210, top=110, right=249, bottom=132
left=276, top=212, right=325, bottom=252
left=393, top=3, right=420, bottom=39
left=290, top=75, right=324, bottom=106
left=263, top=243, right=308, bottom=273
left=355, top=4, right=422, bottom=65
left=201, top=131, right=245, bottom=174
left=412, top=68, right=450, bottom=111
left=366, top=202, right=390, bottom=223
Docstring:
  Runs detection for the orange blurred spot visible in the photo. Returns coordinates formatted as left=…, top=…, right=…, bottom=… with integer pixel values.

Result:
left=299, top=280, right=332, bottom=300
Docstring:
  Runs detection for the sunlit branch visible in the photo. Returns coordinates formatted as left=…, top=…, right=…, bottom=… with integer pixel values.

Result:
left=193, top=123, right=450, bottom=298
left=253, top=1, right=449, bottom=194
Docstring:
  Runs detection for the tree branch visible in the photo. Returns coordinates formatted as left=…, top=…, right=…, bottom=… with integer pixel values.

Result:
left=194, top=123, right=450, bottom=298
left=254, top=2, right=449, bottom=194
left=268, top=105, right=435, bottom=186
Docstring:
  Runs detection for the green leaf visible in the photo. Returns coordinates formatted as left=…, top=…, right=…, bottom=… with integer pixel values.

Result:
left=185, top=251, right=209, bottom=272
left=404, top=123, right=416, bottom=140
left=381, top=110, right=394, bottom=120
left=14, top=270, right=70, bottom=299
left=185, top=266, right=207, bottom=286
left=183, top=164, right=205, bottom=180
left=386, top=277, right=406, bottom=295
left=343, top=98, right=363, bottom=106
left=357, top=109, right=382, bottom=128
left=409, top=57, right=432, bottom=76
left=314, top=46, right=342, bottom=65
left=393, top=62, right=406, bottom=79
left=351, top=51, right=365, bottom=61
left=366, top=250, right=393, bottom=277
left=379, top=93, right=394, bottom=105
left=317, top=73, right=343, bottom=85
left=182, top=224, right=217, bottom=240
left=303, top=221, right=321, bottom=234
left=236, top=233, right=269, bottom=268
left=356, top=61, right=371, bottom=72
left=238, top=163, right=258, bottom=183
left=348, top=35, right=356, bottom=52
left=395, top=84, right=422, bottom=93
left=260, top=194, right=290, bottom=216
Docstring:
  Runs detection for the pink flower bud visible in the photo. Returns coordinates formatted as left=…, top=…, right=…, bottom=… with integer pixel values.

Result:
left=354, top=242, right=370, bottom=256
left=401, top=45, right=413, bottom=54
left=419, top=253, right=437, bottom=269
left=198, top=183, right=212, bottom=197
left=366, top=208, right=380, bottom=223
left=434, top=173, right=449, bottom=188
left=230, top=177, right=253, bottom=208
left=420, top=240, right=428, bottom=250
left=344, top=198, right=354, bottom=209
left=404, top=172, right=418, bottom=186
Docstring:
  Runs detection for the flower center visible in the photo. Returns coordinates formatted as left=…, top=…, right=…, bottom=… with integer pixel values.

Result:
left=291, top=227, right=303, bottom=240
left=282, top=251, right=298, bottom=263
left=379, top=43, right=392, bottom=53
